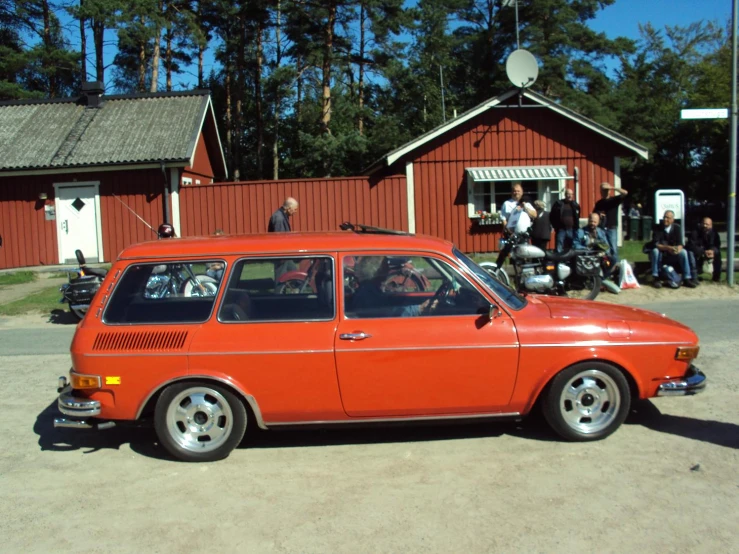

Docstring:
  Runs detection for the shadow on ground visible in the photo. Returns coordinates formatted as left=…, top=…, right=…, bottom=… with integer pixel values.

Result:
left=34, top=399, right=738, bottom=462
left=48, top=309, right=81, bottom=325
left=626, top=400, right=739, bottom=449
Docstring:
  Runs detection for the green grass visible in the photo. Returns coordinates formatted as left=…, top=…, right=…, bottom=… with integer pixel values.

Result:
left=0, top=284, right=63, bottom=316
left=0, top=271, right=37, bottom=287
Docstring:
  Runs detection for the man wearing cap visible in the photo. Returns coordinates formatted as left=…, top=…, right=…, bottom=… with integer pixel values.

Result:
left=593, top=182, right=628, bottom=265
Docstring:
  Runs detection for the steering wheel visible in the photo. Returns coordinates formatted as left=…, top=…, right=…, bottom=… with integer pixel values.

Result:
left=431, top=281, right=454, bottom=309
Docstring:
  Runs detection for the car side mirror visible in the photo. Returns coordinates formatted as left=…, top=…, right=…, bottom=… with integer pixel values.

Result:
left=488, top=304, right=502, bottom=322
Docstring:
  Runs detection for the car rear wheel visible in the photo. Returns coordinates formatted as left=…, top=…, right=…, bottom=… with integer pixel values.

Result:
left=154, top=382, right=247, bottom=462
left=542, top=362, right=630, bottom=441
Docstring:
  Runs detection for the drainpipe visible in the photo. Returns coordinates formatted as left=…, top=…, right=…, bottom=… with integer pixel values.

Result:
left=161, top=161, right=171, bottom=225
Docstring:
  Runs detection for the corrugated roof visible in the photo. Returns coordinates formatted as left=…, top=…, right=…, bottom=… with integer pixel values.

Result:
left=0, top=92, right=210, bottom=170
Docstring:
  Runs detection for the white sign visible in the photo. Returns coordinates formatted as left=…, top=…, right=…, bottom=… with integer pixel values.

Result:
left=680, top=108, right=729, bottom=120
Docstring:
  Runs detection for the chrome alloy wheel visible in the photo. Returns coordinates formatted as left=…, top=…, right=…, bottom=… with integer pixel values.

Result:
left=558, top=369, right=621, bottom=434
left=165, top=386, right=234, bottom=453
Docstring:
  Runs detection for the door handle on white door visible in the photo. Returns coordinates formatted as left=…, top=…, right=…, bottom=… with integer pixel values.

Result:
left=339, top=332, right=372, bottom=341
left=61, top=220, right=68, bottom=234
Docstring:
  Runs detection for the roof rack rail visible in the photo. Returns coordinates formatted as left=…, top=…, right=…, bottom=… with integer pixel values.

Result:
left=339, top=222, right=408, bottom=235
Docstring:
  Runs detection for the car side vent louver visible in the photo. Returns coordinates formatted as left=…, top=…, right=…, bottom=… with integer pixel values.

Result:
left=92, top=330, right=188, bottom=351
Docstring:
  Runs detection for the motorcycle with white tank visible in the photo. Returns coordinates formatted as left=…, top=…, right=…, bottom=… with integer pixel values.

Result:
left=479, top=232, right=606, bottom=300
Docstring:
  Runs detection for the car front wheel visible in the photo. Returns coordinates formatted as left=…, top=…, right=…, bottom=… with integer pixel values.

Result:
left=154, top=382, right=247, bottom=462
left=542, top=362, right=630, bottom=441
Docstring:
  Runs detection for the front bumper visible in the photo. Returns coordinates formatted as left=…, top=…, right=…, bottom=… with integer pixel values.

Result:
left=657, top=365, right=707, bottom=397
left=54, top=377, right=115, bottom=430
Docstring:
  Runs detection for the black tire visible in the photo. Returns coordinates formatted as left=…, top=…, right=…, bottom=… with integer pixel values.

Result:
left=154, top=382, right=247, bottom=462
left=541, top=362, right=630, bottom=441
left=565, top=274, right=602, bottom=301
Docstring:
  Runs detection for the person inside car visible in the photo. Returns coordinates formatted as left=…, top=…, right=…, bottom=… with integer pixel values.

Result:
left=349, top=256, right=438, bottom=318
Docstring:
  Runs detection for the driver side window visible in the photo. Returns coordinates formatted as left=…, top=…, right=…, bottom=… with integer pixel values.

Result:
left=343, top=254, right=489, bottom=319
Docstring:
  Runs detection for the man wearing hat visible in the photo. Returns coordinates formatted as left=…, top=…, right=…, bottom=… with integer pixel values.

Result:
left=593, top=182, right=628, bottom=265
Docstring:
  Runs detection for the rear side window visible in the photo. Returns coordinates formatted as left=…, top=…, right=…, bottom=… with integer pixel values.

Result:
left=104, top=261, right=225, bottom=324
left=219, top=256, right=334, bottom=322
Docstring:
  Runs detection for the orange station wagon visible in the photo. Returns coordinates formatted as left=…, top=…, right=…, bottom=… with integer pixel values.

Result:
left=54, top=224, right=706, bottom=462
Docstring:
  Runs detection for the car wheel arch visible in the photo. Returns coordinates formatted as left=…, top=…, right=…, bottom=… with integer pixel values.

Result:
left=136, top=375, right=267, bottom=430
left=528, top=357, right=641, bottom=414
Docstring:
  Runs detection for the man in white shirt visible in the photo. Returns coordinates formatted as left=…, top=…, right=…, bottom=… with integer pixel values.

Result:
left=494, top=183, right=537, bottom=268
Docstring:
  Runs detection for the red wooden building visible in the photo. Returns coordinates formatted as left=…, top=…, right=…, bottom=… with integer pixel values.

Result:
left=1, top=86, right=646, bottom=269
left=0, top=83, right=226, bottom=270
left=178, top=88, right=647, bottom=253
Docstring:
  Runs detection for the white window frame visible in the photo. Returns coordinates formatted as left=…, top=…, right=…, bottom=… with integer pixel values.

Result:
left=467, top=176, right=567, bottom=218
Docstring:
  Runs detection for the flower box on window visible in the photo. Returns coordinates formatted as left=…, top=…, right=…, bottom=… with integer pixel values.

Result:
left=472, top=211, right=502, bottom=226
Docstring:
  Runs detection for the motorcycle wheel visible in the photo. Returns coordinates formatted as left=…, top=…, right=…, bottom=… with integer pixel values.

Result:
left=382, top=272, right=426, bottom=292
left=564, top=274, right=602, bottom=301
left=275, top=278, right=310, bottom=294
left=479, top=262, right=511, bottom=287
left=182, top=275, right=218, bottom=297
left=69, top=306, right=86, bottom=321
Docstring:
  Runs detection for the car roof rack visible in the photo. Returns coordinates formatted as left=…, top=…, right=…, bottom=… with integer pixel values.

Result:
left=339, top=222, right=408, bottom=235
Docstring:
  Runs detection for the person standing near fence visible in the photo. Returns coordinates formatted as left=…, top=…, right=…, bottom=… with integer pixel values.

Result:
left=268, top=197, right=298, bottom=232
left=593, top=182, right=628, bottom=265
left=551, top=188, right=580, bottom=251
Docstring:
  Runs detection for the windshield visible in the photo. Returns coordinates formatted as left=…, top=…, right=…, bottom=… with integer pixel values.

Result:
left=453, top=248, right=527, bottom=311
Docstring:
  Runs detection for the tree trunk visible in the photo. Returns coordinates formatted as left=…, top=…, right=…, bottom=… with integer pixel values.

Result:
left=41, top=0, right=55, bottom=96
left=79, top=0, right=87, bottom=82
left=358, top=3, right=366, bottom=136
left=138, top=31, right=146, bottom=92
left=273, top=0, right=282, bottom=180
left=320, top=1, right=337, bottom=134
left=233, top=11, right=246, bottom=181
left=93, top=20, right=104, bottom=83
left=165, top=27, right=172, bottom=91
left=255, top=21, right=264, bottom=178
left=225, top=60, right=234, bottom=180
left=150, top=3, right=162, bottom=93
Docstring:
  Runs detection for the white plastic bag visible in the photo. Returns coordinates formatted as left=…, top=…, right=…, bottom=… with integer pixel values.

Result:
left=618, top=259, right=640, bottom=289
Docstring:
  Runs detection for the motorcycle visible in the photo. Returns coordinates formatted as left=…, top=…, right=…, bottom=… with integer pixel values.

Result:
left=479, top=232, right=606, bottom=300
left=275, top=256, right=430, bottom=295
left=59, top=249, right=108, bottom=320
left=144, top=263, right=219, bottom=299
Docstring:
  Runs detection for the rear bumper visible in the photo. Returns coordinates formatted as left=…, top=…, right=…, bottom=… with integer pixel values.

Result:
left=657, top=365, right=707, bottom=396
left=54, top=377, right=115, bottom=430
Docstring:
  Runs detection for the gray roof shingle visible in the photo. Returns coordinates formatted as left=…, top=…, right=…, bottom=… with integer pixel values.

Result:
left=0, top=92, right=210, bottom=171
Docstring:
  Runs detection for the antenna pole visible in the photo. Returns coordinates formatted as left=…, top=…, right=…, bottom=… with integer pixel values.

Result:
left=514, top=0, right=520, bottom=50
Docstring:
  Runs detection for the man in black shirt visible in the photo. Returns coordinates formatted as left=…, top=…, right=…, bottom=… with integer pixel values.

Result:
left=550, top=188, right=580, bottom=251
left=593, top=182, right=628, bottom=265
left=687, top=217, right=722, bottom=282
left=268, top=197, right=298, bottom=232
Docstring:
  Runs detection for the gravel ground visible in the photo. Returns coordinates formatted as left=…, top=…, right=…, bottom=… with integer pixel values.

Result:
left=0, top=297, right=737, bottom=552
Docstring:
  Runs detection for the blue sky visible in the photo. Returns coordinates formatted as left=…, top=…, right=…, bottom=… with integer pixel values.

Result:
left=590, top=0, right=731, bottom=40
left=61, top=0, right=734, bottom=91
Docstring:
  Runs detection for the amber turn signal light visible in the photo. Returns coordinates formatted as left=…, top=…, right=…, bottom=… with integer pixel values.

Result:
left=675, top=346, right=699, bottom=361
left=70, top=371, right=101, bottom=389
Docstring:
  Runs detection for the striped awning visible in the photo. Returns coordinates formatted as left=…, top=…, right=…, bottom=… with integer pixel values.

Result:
left=467, top=165, right=572, bottom=182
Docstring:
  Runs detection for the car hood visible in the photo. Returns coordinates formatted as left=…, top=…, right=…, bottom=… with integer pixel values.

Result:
left=534, top=295, right=693, bottom=330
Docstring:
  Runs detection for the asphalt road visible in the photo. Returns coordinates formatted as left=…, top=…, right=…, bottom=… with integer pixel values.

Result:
left=0, top=298, right=734, bottom=356
left=1, top=299, right=737, bottom=553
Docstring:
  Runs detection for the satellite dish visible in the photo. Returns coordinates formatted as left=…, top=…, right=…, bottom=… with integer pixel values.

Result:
left=505, top=49, right=539, bottom=89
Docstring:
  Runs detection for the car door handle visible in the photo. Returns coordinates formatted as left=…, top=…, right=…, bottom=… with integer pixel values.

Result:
left=339, top=332, right=372, bottom=341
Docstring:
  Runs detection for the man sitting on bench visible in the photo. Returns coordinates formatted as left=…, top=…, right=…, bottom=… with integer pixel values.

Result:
left=648, top=210, right=698, bottom=289
left=687, top=217, right=722, bottom=283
